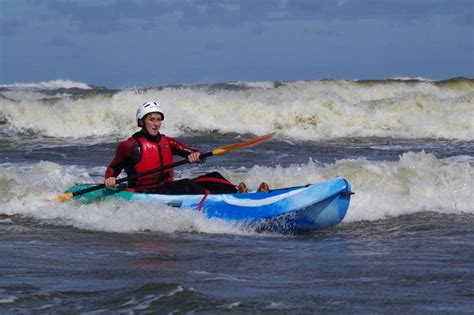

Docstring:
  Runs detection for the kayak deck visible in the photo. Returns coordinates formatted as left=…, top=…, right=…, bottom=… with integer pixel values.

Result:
left=66, top=178, right=353, bottom=233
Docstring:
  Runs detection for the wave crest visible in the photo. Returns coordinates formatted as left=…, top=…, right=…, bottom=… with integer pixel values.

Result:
left=0, top=151, right=472, bottom=233
left=0, top=79, right=473, bottom=141
left=0, top=80, right=94, bottom=90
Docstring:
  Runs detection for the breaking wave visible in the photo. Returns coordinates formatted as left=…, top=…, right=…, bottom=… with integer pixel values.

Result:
left=0, top=151, right=471, bottom=233
left=0, top=78, right=473, bottom=142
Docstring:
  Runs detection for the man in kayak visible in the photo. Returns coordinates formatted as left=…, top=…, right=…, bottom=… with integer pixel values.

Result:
left=104, top=101, right=268, bottom=194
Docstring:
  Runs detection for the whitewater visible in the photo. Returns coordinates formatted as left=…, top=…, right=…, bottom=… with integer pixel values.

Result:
left=0, top=78, right=473, bottom=313
left=1, top=78, right=473, bottom=141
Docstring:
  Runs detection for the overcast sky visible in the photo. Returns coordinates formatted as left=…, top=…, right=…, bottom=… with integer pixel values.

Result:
left=1, top=0, right=473, bottom=87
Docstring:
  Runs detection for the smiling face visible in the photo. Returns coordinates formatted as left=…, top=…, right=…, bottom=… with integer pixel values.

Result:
left=141, top=112, right=163, bottom=136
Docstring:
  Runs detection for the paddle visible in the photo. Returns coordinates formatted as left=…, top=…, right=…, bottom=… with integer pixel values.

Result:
left=57, top=132, right=276, bottom=202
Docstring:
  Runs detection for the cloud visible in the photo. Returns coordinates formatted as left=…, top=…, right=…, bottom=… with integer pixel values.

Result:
left=273, top=0, right=474, bottom=24
left=204, top=41, right=225, bottom=51
left=0, top=1, right=37, bottom=36
left=49, top=36, right=76, bottom=48
left=0, top=19, right=21, bottom=36
left=2, top=0, right=472, bottom=36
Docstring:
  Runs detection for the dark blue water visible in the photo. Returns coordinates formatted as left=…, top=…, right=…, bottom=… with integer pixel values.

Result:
left=1, top=212, right=473, bottom=313
left=1, top=135, right=473, bottom=313
left=1, top=79, right=473, bottom=312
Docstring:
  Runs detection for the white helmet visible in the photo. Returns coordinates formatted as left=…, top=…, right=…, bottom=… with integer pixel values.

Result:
left=136, top=101, right=165, bottom=121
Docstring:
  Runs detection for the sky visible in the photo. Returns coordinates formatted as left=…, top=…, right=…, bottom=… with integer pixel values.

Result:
left=1, top=0, right=473, bottom=88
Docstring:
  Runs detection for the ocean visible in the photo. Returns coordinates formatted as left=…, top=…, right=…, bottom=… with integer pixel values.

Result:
left=0, top=78, right=473, bottom=313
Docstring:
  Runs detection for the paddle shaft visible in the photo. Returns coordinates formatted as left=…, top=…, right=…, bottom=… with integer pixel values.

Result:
left=69, top=151, right=214, bottom=198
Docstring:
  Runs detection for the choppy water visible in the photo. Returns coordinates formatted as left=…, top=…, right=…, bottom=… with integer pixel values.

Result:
left=0, top=79, right=473, bottom=312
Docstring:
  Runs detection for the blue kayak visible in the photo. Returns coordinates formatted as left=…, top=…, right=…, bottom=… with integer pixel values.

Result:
left=66, top=177, right=353, bottom=233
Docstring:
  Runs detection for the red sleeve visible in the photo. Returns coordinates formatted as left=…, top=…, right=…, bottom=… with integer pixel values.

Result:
left=167, top=137, right=202, bottom=158
left=104, top=138, right=135, bottom=179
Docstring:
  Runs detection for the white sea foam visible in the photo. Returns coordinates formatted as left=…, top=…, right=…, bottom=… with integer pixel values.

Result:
left=0, top=162, right=250, bottom=235
left=0, top=80, right=92, bottom=90
left=0, top=296, right=17, bottom=304
left=387, top=76, right=434, bottom=81
left=1, top=80, right=472, bottom=141
left=230, top=152, right=473, bottom=222
left=0, top=152, right=472, bottom=233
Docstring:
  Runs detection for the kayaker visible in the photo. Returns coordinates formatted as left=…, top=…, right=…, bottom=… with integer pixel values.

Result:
left=104, top=101, right=269, bottom=194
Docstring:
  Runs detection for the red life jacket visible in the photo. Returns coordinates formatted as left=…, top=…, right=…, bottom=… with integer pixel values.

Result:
left=133, top=135, right=174, bottom=189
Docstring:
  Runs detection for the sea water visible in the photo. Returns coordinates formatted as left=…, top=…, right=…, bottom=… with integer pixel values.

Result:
left=0, top=79, right=473, bottom=312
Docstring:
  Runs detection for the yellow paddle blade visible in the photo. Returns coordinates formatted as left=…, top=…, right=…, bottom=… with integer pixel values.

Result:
left=211, top=132, right=276, bottom=155
left=57, top=192, right=73, bottom=202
